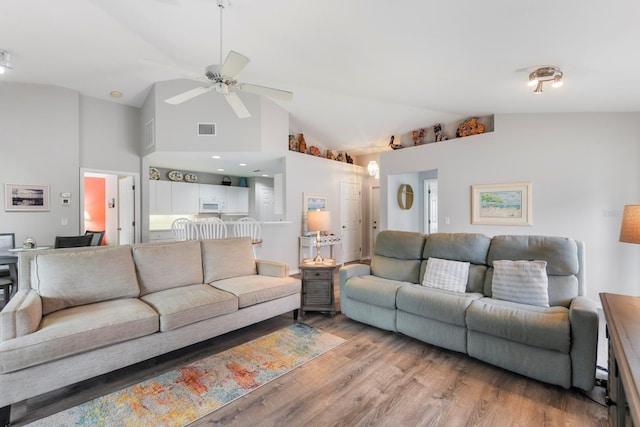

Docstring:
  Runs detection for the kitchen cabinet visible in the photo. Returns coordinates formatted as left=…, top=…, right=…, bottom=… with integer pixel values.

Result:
left=149, top=180, right=199, bottom=214
left=226, top=186, right=249, bottom=214
left=171, top=181, right=199, bottom=214
left=199, top=184, right=227, bottom=202
left=149, top=180, right=172, bottom=214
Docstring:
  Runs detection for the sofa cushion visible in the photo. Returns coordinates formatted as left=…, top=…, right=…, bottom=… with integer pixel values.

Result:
left=201, top=238, right=257, bottom=283
left=466, top=298, right=570, bottom=353
left=374, top=230, right=426, bottom=259
left=212, top=275, right=300, bottom=308
left=423, top=233, right=491, bottom=266
left=485, top=235, right=580, bottom=307
left=0, top=298, right=159, bottom=373
left=397, top=285, right=481, bottom=326
left=344, top=275, right=408, bottom=309
left=32, top=245, right=140, bottom=316
left=371, top=256, right=422, bottom=284
left=491, top=260, right=549, bottom=307
left=141, top=284, right=238, bottom=331
left=422, top=257, right=469, bottom=293
left=132, top=241, right=203, bottom=296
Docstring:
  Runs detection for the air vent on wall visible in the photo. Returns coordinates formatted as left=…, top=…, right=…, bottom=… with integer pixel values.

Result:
left=198, top=123, right=216, bottom=136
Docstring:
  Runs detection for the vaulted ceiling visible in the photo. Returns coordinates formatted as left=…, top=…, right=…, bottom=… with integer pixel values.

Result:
left=2, top=0, right=639, bottom=155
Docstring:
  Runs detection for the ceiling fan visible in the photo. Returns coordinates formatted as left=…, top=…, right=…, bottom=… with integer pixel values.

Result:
left=162, top=0, right=293, bottom=118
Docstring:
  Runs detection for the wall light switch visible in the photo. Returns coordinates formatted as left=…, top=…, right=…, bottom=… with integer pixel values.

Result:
left=61, top=218, right=68, bottom=226
left=445, top=217, right=451, bottom=225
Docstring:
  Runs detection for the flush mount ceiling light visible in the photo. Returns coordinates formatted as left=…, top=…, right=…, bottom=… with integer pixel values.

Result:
left=0, top=50, right=13, bottom=74
left=527, top=66, right=564, bottom=94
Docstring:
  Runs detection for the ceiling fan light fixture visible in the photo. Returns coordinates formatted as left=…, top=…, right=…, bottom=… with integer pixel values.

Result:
left=551, top=75, right=564, bottom=88
left=527, top=66, right=564, bottom=94
left=0, top=50, right=13, bottom=74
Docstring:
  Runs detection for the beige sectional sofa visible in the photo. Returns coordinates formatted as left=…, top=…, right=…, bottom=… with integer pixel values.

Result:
left=0, top=237, right=301, bottom=426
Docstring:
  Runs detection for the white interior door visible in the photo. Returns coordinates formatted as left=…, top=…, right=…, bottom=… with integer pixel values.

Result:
left=424, top=179, right=438, bottom=234
left=371, top=186, right=380, bottom=256
left=118, top=176, right=135, bottom=245
left=340, top=181, right=362, bottom=263
left=257, top=186, right=274, bottom=221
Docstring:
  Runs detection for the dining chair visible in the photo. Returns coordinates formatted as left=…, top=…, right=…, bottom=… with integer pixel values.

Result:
left=233, top=217, right=262, bottom=258
left=171, top=218, right=199, bottom=241
left=0, top=233, right=15, bottom=278
left=198, top=217, right=227, bottom=239
left=54, top=235, right=93, bottom=248
left=84, top=230, right=105, bottom=246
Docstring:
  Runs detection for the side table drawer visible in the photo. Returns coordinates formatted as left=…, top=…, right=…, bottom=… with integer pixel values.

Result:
left=304, top=281, right=332, bottom=305
left=303, top=269, right=332, bottom=281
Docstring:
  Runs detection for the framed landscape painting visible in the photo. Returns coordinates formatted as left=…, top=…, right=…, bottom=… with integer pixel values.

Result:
left=471, top=182, right=532, bottom=225
left=5, top=184, right=50, bottom=211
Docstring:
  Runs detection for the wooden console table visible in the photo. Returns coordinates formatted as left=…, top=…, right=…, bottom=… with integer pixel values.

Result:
left=600, top=292, right=640, bottom=426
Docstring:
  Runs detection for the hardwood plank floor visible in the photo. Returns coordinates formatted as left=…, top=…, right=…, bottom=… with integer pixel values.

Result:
left=9, top=267, right=608, bottom=426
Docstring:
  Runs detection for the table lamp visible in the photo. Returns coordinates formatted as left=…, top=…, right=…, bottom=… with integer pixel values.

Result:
left=620, top=205, right=640, bottom=244
left=307, top=210, right=331, bottom=263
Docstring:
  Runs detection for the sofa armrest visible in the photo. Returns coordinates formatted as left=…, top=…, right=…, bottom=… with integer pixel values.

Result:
left=339, top=263, right=371, bottom=291
left=256, top=260, right=289, bottom=278
left=569, top=295, right=599, bottom=391
left=0, top=290, right=42, bottom=342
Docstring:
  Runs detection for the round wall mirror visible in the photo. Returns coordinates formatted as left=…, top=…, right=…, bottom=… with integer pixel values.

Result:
left=397, top=184, right=414, bottom=210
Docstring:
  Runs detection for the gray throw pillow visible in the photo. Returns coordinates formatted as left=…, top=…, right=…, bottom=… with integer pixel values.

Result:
left=492, top=260, right=549, bottom=307
left=422, top=257, right=470, bottom=293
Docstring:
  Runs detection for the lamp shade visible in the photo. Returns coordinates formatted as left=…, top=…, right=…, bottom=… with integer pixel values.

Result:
left=307, top=210, right=330, bottom=232
left=619, top=205, right=640, bottom=244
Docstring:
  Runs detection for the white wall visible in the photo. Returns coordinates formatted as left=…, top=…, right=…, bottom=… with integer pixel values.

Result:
left=381, top=113, right=640, bottom=303
left=0, top=83, right=80, bottom=245
left=0, top=83, right=142, bottom=247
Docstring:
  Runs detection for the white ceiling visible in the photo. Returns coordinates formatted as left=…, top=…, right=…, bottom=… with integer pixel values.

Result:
left=2, top=0, right=639, bottom=159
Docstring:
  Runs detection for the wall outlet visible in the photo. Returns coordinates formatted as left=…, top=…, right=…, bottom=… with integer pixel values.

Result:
left=444, top=217, right=451, bottom=225
left=61, top=218, right=68, bottom=226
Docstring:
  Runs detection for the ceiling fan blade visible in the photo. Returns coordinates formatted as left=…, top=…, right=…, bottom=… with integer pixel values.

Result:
left=140, top=58, right=203, bottom=81
left=239, top=83, right=293, bottom=101
left=165, top=86, right=213, bottom=105
left=220, top=50, right=250, bottom=77
left=225, top=92, right=251, bottom=119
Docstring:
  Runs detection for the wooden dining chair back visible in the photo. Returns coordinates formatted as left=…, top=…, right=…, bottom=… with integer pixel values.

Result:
left=54, top=235, right=93, bottom=249
left=171, top=218, right=199, bottom=241
left=84, top=230, right=105, bottom=246
left=233, top=217, right=262, bottom=258
left=198, top=217, right=227, bottom=239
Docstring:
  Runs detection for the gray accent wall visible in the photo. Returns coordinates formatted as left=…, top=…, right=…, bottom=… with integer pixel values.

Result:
left=380, top=113, right=640, bottom=302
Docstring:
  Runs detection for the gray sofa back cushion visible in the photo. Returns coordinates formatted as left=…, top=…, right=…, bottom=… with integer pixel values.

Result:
left=201, top=237, right=257, bottom=283
left=371, top=231, right=426, bottom=283
left=420, top=233, right=490, bottom=293
left=33, top=245, right=140, bottom=315
left=485, top=235, right=581, bottom=307
left=132, top=240, right=203, bottom=296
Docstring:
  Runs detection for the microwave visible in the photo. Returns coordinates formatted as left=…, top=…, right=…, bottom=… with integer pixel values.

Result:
left=199, top=197, right=224, bottom=213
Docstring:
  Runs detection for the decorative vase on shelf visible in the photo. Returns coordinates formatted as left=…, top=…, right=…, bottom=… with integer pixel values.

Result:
left=23, top=236, right=36, bottom=249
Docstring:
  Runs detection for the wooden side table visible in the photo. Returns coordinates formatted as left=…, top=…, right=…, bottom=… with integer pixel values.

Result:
left=299, top=261, right=337, bottom=318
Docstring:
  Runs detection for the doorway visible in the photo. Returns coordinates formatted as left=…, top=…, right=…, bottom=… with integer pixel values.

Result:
left=81, top=168, right=140, bottom=245
left=423, top=179, right=438, bottom=234
left=370, top=186, right=380, bottom=257
left=340, top=180, right=362, bottom=263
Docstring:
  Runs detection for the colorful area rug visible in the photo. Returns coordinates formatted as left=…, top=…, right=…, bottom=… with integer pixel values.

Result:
left=28, top=323, right=345, bottom=427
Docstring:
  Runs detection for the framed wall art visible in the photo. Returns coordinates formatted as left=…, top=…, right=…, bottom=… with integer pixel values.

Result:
left=302, top=192, right=328, bottom=235
left=471, top=182, right=532, bottom=226
left=5, top=183, right=51, bottom=211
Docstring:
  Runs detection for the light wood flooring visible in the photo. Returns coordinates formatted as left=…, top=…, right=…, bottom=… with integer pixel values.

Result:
left=10, top=271, right=609, bottom=426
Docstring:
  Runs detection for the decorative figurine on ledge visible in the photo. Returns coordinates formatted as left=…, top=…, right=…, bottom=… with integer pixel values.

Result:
left=345, top=153, right=354, bottom=164
left=288, top=134, right=298, bottom=151
left=309, top=146, right=321, bottom=157
left=434, top=123, right=448, bottom=142
left=389, top=135, right=402, bottom=150
left=326, top=150, right=336, bottom=160
left=456, top=117, right=485, bottom=138
left=336, top=152, right=345, bottom=162
left=298, top=133, right=307, bottom=153
left=412, top=128, right=426, bottom=145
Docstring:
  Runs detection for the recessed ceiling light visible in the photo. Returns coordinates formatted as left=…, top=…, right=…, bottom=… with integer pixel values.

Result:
left=217, top=168, right=224, bottom=172
left=110, top=90, right=123, bottom=98
left=211, top=155, right=221, bottom=159
left=239, top=163, right=247, bottom=166
left=261, top=174, right=269, bottom=177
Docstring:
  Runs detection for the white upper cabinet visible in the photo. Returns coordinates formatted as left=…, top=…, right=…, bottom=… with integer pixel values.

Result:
left=226, top=187, right=249, bottom=214
left=149, top=180, right=172, bottom=214
left=171, top=182, right=199, bottom=214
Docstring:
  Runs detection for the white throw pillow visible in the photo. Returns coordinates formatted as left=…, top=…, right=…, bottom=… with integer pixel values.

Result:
left=422, top=257, right=470, bottom=293
left=492, top=260, right=549, bottom=307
